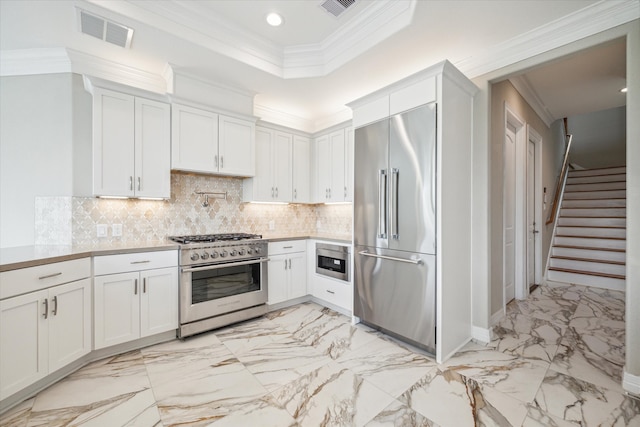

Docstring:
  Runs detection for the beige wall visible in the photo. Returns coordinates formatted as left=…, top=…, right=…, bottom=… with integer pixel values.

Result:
left=489, top=80, right=558, bottom=317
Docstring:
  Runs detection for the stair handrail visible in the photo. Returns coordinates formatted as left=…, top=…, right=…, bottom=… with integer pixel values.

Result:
left=546, top=132, right=573, bottom=225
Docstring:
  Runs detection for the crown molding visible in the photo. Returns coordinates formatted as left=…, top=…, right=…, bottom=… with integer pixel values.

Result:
left=509, top=75, right=556, bottom=127
left=254, top=104, right=315, bottom=134
left=0, top=48, right=72, bottom=76
left=455, top=0, right=640, bottom=79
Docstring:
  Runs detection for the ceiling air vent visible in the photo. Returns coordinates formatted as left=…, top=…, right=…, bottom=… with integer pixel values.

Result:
left=78, top=9, right=134, bottom=48
left=320, top=0, right=356, bottom=17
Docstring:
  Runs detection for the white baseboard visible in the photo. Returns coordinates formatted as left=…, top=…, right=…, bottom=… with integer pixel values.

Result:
left=490, top=309, right=505, bottom=326
left=471, top=325, right=492, bottom=344
left=623, top=370, right=640, bottom=396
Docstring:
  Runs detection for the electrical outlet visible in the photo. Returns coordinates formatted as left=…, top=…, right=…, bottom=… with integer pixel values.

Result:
left=96, top=224, right=108, bottom=238
left=316, top=220, right=322, bottom=229
left=268, top=220, right=275, bottom=230
left=112, top=224, right=123, bottom=237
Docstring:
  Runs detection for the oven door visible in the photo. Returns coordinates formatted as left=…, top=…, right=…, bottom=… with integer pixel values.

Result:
left=180, top=257, right=268, bottom=324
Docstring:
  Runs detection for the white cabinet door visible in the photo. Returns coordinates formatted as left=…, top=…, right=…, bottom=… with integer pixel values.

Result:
left=94, top=272, right=140, bottom=349
left=267, top=255, right=289, bottom=305
left=140, top=267, right=178, bottom=338
left=171, top=104, right=219, bottom=173
left=48, top=279, right=91, bottom=372
left=288, top=252, right=307, bottom=300
left=345, top=128, right=354, bottom=202
left=219, top=115, right=255, bottom=177
left=329, top=130, right=346, bottom=202
left=292, top=135, right=311, bottom=203
left=93, top=89, right=135, bottom=197
left=316, top=135, right=331, bottom=202
left=251, top=127, right=275, bottom=202
left=135, top=98, right=171, bottom=198
left=273, top=131, right=293, bottom=202
left=0, top=289, right=48, bottom=400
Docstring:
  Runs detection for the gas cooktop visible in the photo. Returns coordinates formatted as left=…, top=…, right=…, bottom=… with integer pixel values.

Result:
left=168, top=233, right=262, bottom=244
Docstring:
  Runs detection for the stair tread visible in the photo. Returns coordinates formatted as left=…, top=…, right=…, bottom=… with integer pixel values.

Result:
left=556, top=234, right=625, bottom=240
left=560, top=215, right=626, bottom=219
left=557, top=225, right=626, bottom=229
left=564, top=188, right=626, bottom=193
left=562, top=197, right=626, bottom=201
left=551, top=256, right=625, bottom=265
left=570, top=165, right=625, bottom=172
left=566, top=180, right=626, bottom=185
left=548, top=267, right=625, bottom=280
left=553, top=244, right=626, bottom=253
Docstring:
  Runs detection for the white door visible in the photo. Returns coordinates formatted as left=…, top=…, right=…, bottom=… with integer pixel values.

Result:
left=171, top=104, right=219, bottom=173
left=0, top=289, right=48, bottom=400
left=503, top=123, right=516, bottom=303
left=93, top=89, right=135, bottom=197
left=48, top=279, right=91, bottom=372
left=292, top=135, right=311, bottom=203
left=527, top=140, right=536, bottom=288
left=218, top=115, right=255, bottom=176
left=135, top=98, right=171, bottom=198
left=273, top=131, right=293, bottom=202
left=140, top=267, right=178, bottom=338
left=267, top=255, right=289, bottom=305
left=94, top=272, right=140, bottom=349
left=288, top=252, right=307, bottom=300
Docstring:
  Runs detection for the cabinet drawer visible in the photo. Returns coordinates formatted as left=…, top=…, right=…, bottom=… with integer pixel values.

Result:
left=0, top=258, right=91, bottom=300
left=268, top=240, right=306, bottom=255
left=94, top=250, right=177, bottom=276
left=314, top=276, right=351, bottom=312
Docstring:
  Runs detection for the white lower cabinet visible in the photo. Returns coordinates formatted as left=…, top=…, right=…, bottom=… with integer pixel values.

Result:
left=0, top=277, right=91, bottom=400
left=93, top=251, right=178, bottom=350
left=267, top=241, right=307, bottom=305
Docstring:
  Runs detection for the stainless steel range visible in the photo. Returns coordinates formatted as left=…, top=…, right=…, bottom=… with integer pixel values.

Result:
left=168, top=233, right=268, bottom=338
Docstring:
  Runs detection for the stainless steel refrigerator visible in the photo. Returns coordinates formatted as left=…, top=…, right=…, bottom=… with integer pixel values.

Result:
left=353, top=103, right=437, bottom=354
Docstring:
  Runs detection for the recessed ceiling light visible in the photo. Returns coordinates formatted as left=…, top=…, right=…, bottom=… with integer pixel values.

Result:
left=266, top=12, right=283, bottom=27
left=620, top=87, right=627, bottom=93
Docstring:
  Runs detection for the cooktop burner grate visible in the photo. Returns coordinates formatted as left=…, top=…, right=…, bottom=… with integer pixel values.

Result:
left=168, top=233, right=262, bottom=244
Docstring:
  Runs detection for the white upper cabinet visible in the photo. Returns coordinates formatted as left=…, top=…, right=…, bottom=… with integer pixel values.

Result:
left=292, top=135, right=311, bottom=203
left=243, top=127, right=292, bottom=202
left=171, top=104, right=219, bottom=173
left=92, top=88, right=170, bottom=198
left=345, top=127, right=354, bottom=202
left=172, top=104, right=255, bottom=177
left=315, top=129, right=347, bottom=203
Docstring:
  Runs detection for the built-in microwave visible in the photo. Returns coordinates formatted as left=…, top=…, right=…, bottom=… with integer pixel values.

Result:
left=316, top=242, right=350, bottom=282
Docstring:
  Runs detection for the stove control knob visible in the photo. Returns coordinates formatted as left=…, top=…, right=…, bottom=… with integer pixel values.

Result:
left=254, top=247, right=261, bottom=254
left=230, top=249, right=238, bottom=256
left=190, top=253, right=200, bottom=261
left=220, top=250, right=228, bottom=258
left=246, top=248, right=253, bottom=255
left=200, top=252, right=209, bottom=260
left=210, top=251, right=219, bottom=259
left=238, top=249, right=246, bottom=256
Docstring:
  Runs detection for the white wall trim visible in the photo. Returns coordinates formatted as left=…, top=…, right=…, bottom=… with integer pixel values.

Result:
left=490, top=308, right=505, bottom=326
left=456, top=0, right=640, bottom=79
left=623, top=370, right=640, bottom=395
left=471, top=326, right=492, bottom=344
left=254, top=103, right=315, bottom=134
left=0, top=48, right=72, bottom=76
left=509, top=76, right=555, bottom=127
left=527, top=125, right=544, bottom=286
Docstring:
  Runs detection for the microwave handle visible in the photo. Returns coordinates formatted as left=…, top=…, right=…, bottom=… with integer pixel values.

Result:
left=181, top=257, right=270, bottom=273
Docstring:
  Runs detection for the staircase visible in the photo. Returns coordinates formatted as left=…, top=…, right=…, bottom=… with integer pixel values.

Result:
left=547, top=166, right=626, bottom=291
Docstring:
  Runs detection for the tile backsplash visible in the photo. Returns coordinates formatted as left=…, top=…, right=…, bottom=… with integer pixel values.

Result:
left=35, top=173, right=352, bottom=245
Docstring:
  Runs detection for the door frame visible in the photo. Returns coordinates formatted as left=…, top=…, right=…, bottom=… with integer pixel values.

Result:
left=503, top=104, right=527, bottom=308
left=527, top=125, right=543, bottom=288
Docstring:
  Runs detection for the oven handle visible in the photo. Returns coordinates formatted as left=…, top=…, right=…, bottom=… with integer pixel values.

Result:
left=181, top=257, right=270, bottom=273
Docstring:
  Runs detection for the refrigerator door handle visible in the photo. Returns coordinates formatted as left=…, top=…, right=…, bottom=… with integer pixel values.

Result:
left=378, top=169, right=388, bottom=238
left=359, top=250, right=423, bottom=265
left=390, top=168, right=399, bottom=239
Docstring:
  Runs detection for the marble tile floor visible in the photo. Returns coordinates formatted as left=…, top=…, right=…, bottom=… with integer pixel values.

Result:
left=2, top=281, right=639, bottom=426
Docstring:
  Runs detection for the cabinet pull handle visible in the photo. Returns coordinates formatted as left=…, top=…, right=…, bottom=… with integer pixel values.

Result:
left=137, top=177, right=141, bottom=191
left=134, top=279, right=138, bottom=295
left=275, top=187, right=278, bottom=198
left=294, top=189, right=297, bottom=199
left=215, top=155, right=219, bottom=168
left=283, top=246, right=293, bottom=249
left=129, top=176, right=133, bottom=191
left=43, top=298, right=48, bottom=319
left=284, top=260, right=287, bottom=270
left=220, top=156, right=224, bottom=168
left=326, top=290, right=335, bottom=295
left=130, top=260, right=151, bottom=264
left=288, top=259, right=291, bottom=269
left=143, top=278, right=147, bottom=293
left=344, top=186, right=347, bottom=198
left=38, top=272, right=62, bottom=280
left=52, top=296, right=58, bottom=316
left=272, top=187, right=274, bottom=198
